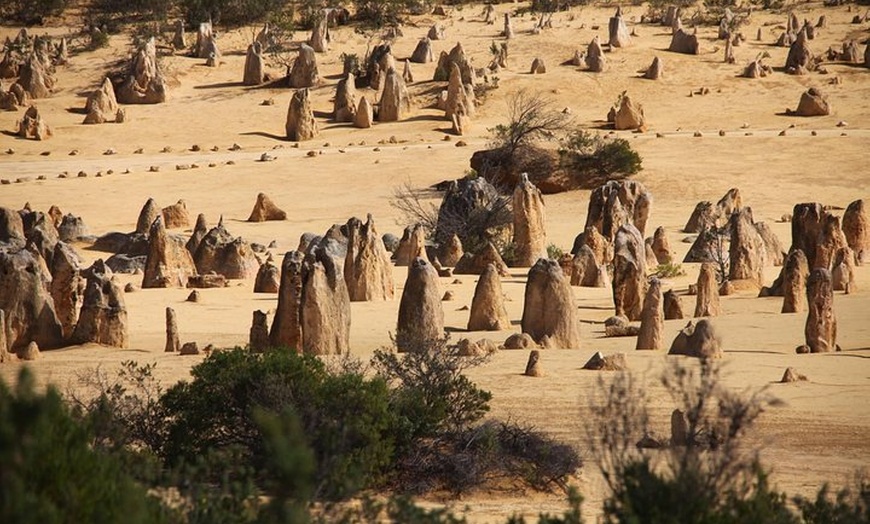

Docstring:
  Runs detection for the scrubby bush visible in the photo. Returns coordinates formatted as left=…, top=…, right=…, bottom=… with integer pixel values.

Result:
left=0, top=0, right=67, bottom=24
left=179, top=0, right=288, bottom=27
left=558, top=131, right=642, bottom=189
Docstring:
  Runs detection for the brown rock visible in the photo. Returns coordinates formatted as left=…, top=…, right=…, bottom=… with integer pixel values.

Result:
left=815, top=214, right=848, bottom=270
left=671, top=409, right=688, bottom=446
left=309, top=14, right=329, bottom=53
left=186, top=213, right=208, bottom=254
left=83, top=77, right=119, bottom=124
left=270, top=251, right=305, bottom=350
left=503, top=13, right=514, bottom=39
left=636, top=278, right=664, bottom=350
left=650, top=226, right=673, bottom=264
left=116, top=38, right=167, bottom=104
left=663, top=289, right=684, bottom=319
left=571, top=244, right=609, bottom=287
left=411, top=38, right=434, bottom=64
left=344, top=214, right=395, bottom=301
left=378, top=68, right=410, bottom=122
left=396, top=258, right=444, bottom=350
left=286, top=88, right=318, bottom=141
left=249, top=310, right=270, bottom=352
left=136, top=198, right=161, bottom=236
left=521, top=258, right=581, bottom=348
left=586, top=36, right=607, bottom=72
left=842, top=199, right=868, bottom=264
left=605, top=315, right=639, bottom=337
left=438, top=234, right=464, bottom=267
left=162, top=200, right=191, bottom=229
left=612, top=224, right=647, bottom=321
left=301, top=247, right=351, bottom=355
left=180, top=341, right=199, bottom=355
left=790, top=203, right=826, bottom=266
left=394, top=223, right=429, bottom=266
left=694, top=262, right=721, bottom=317
left=785, top=29, right=814, bottom=73
left=454, top=242, right=510, bottom=276
left=254, top=259, right=280, bottom=293
left=193, top=221, right=258, bottom=280
left=162, top=306, right=179, bottom=352
left=530, top=57, right=546, bottom=74
left=728, top=207, right=766, bottom=285
left=353, top=96, right=373, bottom=129
left=511, top=174, right=547, bottom=266
left=613, top=95, right=645, bottom=130
left=782, top=249, right=809, bottom=313
left=433, top=43, right=476, bottom=84
left=18, top=341, right=40, bottom=361
left=582, top=351, right=627, bottom=370
left=49, top=242, right=81, bottom=339
left=248, top=193, right=286, bottom=222
left=0, top=310, right=9, bottom=363
left=73, top=260, right=128, bottom=348
left=289, top=44, right=320, bottom=88
left=143, top=216, right=197, bottom=288
left=609, top=7, right=631, bottom=48
left=668, top=319, right=722, bottom=359
left=831, top=247, right=856, bottom=293
left=801, top=268, right=837, bottom=353
left=504, top=332, right=537, bottom=349
left=243, top=42, right=265, bottom=86
left=445, top=63, right=474, bottom=121
left=15, top=56, right=54, bottom=99
left=524, top=350, right=543, bottom=377
left=781, top=367, right=808, bottom=383
left=755, top=221, right=785, bottom=266
left=17, top=105, right=51, bottom=140
left=585, top=180, right=652, bottom=240
left=333, top=74, right=357, bottom=122
left=643, top=56, right=663, bottom=79
left=468, top=263, right=511, bottom=331
left=794, top=87, right=830, bottom=116
left=0, top=248, right=63, bottom=351
left=669, top=28, right=700, bottom=54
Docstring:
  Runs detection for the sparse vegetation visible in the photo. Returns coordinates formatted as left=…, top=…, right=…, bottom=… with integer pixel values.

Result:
left=558, top=130, right=642, bottom=189
left=0, top=0, right=68, bottom=24
left=651, top=262, right=686, bottom=278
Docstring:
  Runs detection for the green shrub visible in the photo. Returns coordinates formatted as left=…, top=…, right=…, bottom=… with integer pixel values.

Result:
left=547, top=244, right=565, bottom=260
left=795, top=476, right=870, bottom=524
left=651, top=262, right=686, bottom=278
left=0, top=0, right=67, bottom=24
left=179, top=0, right=287, bottom=27
left=559, top=131, right=642, bottom=189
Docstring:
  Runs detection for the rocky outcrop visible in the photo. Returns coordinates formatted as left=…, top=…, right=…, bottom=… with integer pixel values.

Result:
left=394, top=223, right=428, bottom=266
left=301, top=248, right=351, bottom=355
left=570, top=244, right=608, bottom=287
left=49, top=242, right=81, bottom=339
left=286, top=88, right=318, bottom=141
left=729, top=207, right=767, bottom=285
left=254, top=259, right=280, bottom=293
left=815, top=214, right=848, bottom=271
left=242, top=42, right=265, bottom=86
left=378, top=67, right=410, bottom=122
left=83, top=77, right=120, bottom=124
left=669, top=28, right=700, bottom=54
left=782, top=249, right=809, bottom=313
left=798, top=268, right=837, bottom=353
left=643, top=56, right=663, bottom=79
left=247, top=193, right=286, bottom=222
left=585, top=180, right=652, bottom=240
left=794, top=87, right=830, bottom=116
left=186, top=214, right=208, bottom=255
left=15, top=56, right=55, bottom=99
left=162, top=200, right=191, bottom=229
left=612, top=224, right=647, bottom=321
left=353, top=96, right=373, bottom=128
left=72, top=260, right=128, bottom=348
left=333, top=74, right=357, bottom=122
left=17, top=105, right=51, bottom=140
left=512, top=174, right=546, bottom=266
left=843, top=199, right=868, bottom=264
left=289, top=44, right=320, bottom=88
left=0, top=248, right=63, bottom=351
left=650, top=226, right=672, bottom=265
left=785, top=29, right=813, bottom=74
left=116, top=38, right=168, bottom=104
left=663, top=289, right=684, bottom=319
left=270, top=251, right=305, bottom=350
left=521, top=258, right=581, bottom=348
left=411, top=38, right=434, bottom=63
left=454, top=242, right=510, bottom=276
left=831, top=247, right=856, bottom=293
left=694, top=262, right=721, bottom=317
left=438, top=234, right=464, bottom=267
left=142, top=216, right=197, bottom=288
left=136, top=198, right=161, bottom=237
left=396, top=258, right=444, bottom=350
left=193, top=222, right=258, bottom=280
left=636, top=278, right=664, bottom=350
left=468, top=263, right=510, bottom=331
left=344, top=214, right=395, bottom=301
left=524, top=350, right=543, bottom=377
left=433, top=43, right=476, bottom=84
left=668, top=319, right=722, bottom=359
left=249, top=310, right=270, bottom=352
left=613, top=95, right=645, bottom=130
left=608, top=7, right=631, bottom=48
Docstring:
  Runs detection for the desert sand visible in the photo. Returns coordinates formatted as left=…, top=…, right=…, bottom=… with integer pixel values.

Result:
left=1, top=2, right=870, bottom=520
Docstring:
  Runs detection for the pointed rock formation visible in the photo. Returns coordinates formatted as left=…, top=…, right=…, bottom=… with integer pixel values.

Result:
left=49, top=242, right=81, bottom=339
left=663, top=289, right=684, bottom=319
left=468, top=263, right=510, bottom=331
left=612, top=224, right=647, bottom=321
left=831, top=247, right=856, bottom=293
left=694, top=262, right=721, bottom=317
left=613, top=94, right=645, bottom=130
left=396, top=258, right=444, bottom=350
left=529, top=57, right=546, bottom=74
left=193, top=222, right=258, bottom=280
left=301, top=247, right=351, bottom=355
left=249, top=310, right=270, bottom=352
left=116, top=38, right=167, bottom=104
left=289, top=44, right=320, bottom=88
left=643, top=56, right=663, bottom=79
left=248, top=193, right=287, bottom=222
left=254, top=259, right=280, bottom=293
left=162, top=200, right=191, bottom=229
left=163, top=306, right=179, bottom=352
left=172, top=20, right=186, bottom=50
left=669, top=28, right=700, bottom=54
left=729, top=207, right=767, bottom=286
left=15, top=56, right=55, bottom=99
left=136, top=198, right=161, bottom=236
left=521, top=258, right=581, bottom=348
left=186, top=213, right=208, bottom=254
left=411, top=38, right=434, bottom=63
left=73, top=260, right=128, bottom=348
left=609, top=7, right=631, bottom=48
left=142, top=216, right=197, bottom=288
left=439, top=234, right=464, bottom=267
left=445, top=62, right=474, bottom=120
left=785, top=29, right=813, bottom=74
left=83, top=77, right=119, bottom=124
left=378, top=67, right=410, bottom=122
left=270, top=251, right=305, bottom=350
left=668, top=319, right=722, bottom=359
left=394, top=223, right=428, bottom=266
left=781, top=249, right=809, bottom=313
left=798, top=268, right=837, bottom=353
left=650, top=226, right=672, bottom=264
left=503, top=13, right=514, bottom=39
left=815, top=214, right=848, bottom=270
left=843, top=199, right=868, bottom=264
left=344, top=214, right=395, bottom=301
left=17, top=105, right=51, bottom=140
left=353, top=96, right=373, bottom=128
left=243, top=42, right=265, bottom=85
left=585, top=180, right=652, bottom=240
left=454, top=242, right=510, bottom=276
left=194, top=22, right=214, bottom=58
left=636, top=278, right=664, bottom=350
left=586, top=36, right=607, bottom=72
left=309, top=15, right=329, bottom=53
left=286, top=88, right=318, bottom=141
left=333, top=74, right=357, bottom=122
left=570, top=244, right=609, bottom=287
left=794, top=87, right=830, bottom=116
left=524, top=350, right=543, bottom=377
left=0, top=249, right=63, bottom=352
left=790, top=202, right=826, bottom=267
left=433, top=43, right=476, bottom=84
left=512, top=174, right=546, bottom=267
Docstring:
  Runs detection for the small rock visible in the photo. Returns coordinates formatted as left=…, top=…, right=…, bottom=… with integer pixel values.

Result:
left=180, top=342, right=200, bottom=355
left=187, top=290, right=200, bottom=302
left=455, top=140, right=467, bottom=147
left=104, top=148, right=116, bottom=155
left=442, top=290, right=455, bottom=301
left=781, top=367, right=808, bottom=383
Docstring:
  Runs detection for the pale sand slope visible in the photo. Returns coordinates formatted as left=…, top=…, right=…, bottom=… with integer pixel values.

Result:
left=1, top=2, right=870, bottom=521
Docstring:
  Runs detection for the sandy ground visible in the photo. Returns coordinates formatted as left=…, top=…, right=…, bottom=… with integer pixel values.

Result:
left=1, top=2, right=870, bottom=520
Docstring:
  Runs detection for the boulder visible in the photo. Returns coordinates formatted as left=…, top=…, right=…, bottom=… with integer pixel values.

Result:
left=116, top=38, right=168, bottom=104
left=728, top=207, right=767, bottom=285
left=83, top=77, right=119, bottom=124
left=613, top=94, right=645, bottom=131
left=650, top=226, right=673, bottom=264
left=524, top=350, right=543, bottom=376
left=521, top=258, right=581, bottom=348
left=286, top=88, right=318, bottom=141
left=433, top=43, right=476, bottom=84
left=530, top=57, right=546, bottom=74
left=643, top=56, right=663, bottom=79
left=438, top=234, right=464, bottom=267
left=333, top=74, right=357, bottom=122
left=512, top=174, right=546, bottom=266
left=586, top=36, right=606, bottom=72
left=270, top=251, right=305, bottom=350
left=165, top=306, right=179, bottom=352
left=669, top=28, right=700, bottom=54
left=454, top=242, right=510, bottom=276
left=242, top=42, right=265, bottom=86
left=396, top=258, right=444, bottom=350
left=798, top=268, right=837, bottom=353
left=344, top=214, right=395, bottom=301
left=609, top=7, right=631, bottom=48
left=301, top=247, right=351, bottom=355
left=186, top=213, right=209, bottom=254
left=612, top=224, right=647, bottom=321
left=249, top=310, right=270, bottom=352
left=781, top=367, right=808, bottom=383
left=570, top=244, right=608, bottom=287
left=18, top=341, right=39, bottom=361
left=636, top=278, right=664, bottom=350
left=394, top=223, right=428, bottom=266
left=15, top=56, right=55, bottom=99
left=781, top=248, right=809, bottom=313
left=378, top=67, right=410, bottom=122
left=411, top=38, right=434, bottom=63
left=254, top=259, right=280, bottom=293
left=289, top=44, right=320, bottom=88
left=785, top=29, right=813, bottom=74
left=843, top=199, right=868, bottom=264
left=831, top=247, right=856, bottom=293
left=49, top=242, right=82, bottom=339
left=72, top=260, right=128, bottom=348
left=504, top=332, right=537, bottom=349
left=794, top=87, right=830, bottom=116
left=663, top=289, right=684, bottom=319
left=17, top=105, right=51, bottom=140
left=162, top=200, right=191, bottom=229
left=142, top=216, right=197, bottom=288
left=0, top=248, right=63, bottom=352
left=742, top=57, right=772, bottom=78
left=193, top=222, right=258, bottom=280
left=353, top=96, right=373, bottom=128
left=468, top=263, right=511, bottom=331
left=582, top=351, right=627, bottom=371
left=136, top=198, right=161, bottom=236
left=585, top=180, right=652, bottom=240
left=694, top=262, right=721, bottom=317
left=247, top=193, right=286, bottom=222
left=179, top=342, right=199, bottom=355
left=668, top=319, right=722, bottom=358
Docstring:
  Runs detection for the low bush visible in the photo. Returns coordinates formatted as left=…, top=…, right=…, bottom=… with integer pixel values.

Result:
left=558, top=131, right=642, bottom=189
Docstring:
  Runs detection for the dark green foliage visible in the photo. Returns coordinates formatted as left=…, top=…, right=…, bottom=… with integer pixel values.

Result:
left=558, top=131, right=642, bottom=189
left=89, top=0, right=175, bottom=21
left=795, top=477, right=870, bottom=524
left=179, top=0, right=288, bottom=27
left=0, top=0, right=67, bottom=24
left=0, top=368, right=166, bottom=524
left=160, top=348, right=395, bottom=500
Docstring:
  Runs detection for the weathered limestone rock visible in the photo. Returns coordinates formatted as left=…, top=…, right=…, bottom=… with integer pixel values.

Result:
left=729, top=207, right=767, bottom=285
left=798, top=268, right=837, bottom=353
left=344, top=214, right=395, bottom=301
left=57, top=214, right=87, bottom=242
left=49, top=242, right=81, bottom=339
left=694, top=262, right=721, bottom=317
left=394, top=223, right=428, bottom=266
left=521, top=258, right=581, bottom=348
left=17, top=105, right=51, bottom=140
left=503, top=13, right=514, bottom=39
left=15, top=56, right=55, bottom=99
left=671, top=409, right=688, bottom=446
left=136, top=198, right=160, bottom=236
left=333, top=74, right=357, bottom=122
left=445, top=63, right=474, bottom=121
left=755, top=221, right=785, bottom=267
left=194, top=22, right=214, bottom=58
left=454, top=242, right=510, bottom=276
left=831, top=247, right=856, bottom=293
left=781, top=367, right=808, bottom=383
left=433, top=43, right=476, bottom=84
left=411, top=38, right=434, bottom=63
left=428, top=24, right=445, bottom=40
left=636, top=278, right=664, bottom=350
left=843, top=199, right=868, bottom=264
left=186, top=214, right=208, bottom=254
left=643, top=56, right=663, bottom=79
left=165, top=307, right=179, bottom=352
left=309, top=15, right=329, bottom=53
left=254, top=259, right=280, bottom=293
left=439, top=234, right=464, bottom=267
left=83, top=77, right=119, bottom=124
left=663, top=289, right=684, bottom=319
left=612, top=224, right=647, bottom=321
left=286, top=88, right=318, bottom=141
left=815, top=214, right=848, bottom=270
left=524, top=350, right=543, bottom=377
left=142, top=216, right=197, bottom=288
left=270, top=251, right=305, bottom=350
left=73, top=260, right=128, bottom=348
left=791, top=202, right=826, bottom=266
left=172, top=20, right=186, bottom=50
left=396, top=258, right=444, bottom=350
left=203, top=33, right=220, bottom=67
left=116, top=38, right=168, bottom=104
left=353, top=96, right=373, bottom=128
left=18, top=341, right=39, bottom=361
left=609, top=7, right=631, bottom=48
left=785, top=29, right=813, bottom=74
left=248, top=193, right=286, bottom=222
left=613, top=94, right=645, bottom=130
left=512, top=174, right=546, bottom=266
left=378, top=67, right=410, bottom=122
left=504, top=332, right=537, bottom=349
left=650, top=226, right=673, bottom=264
left=582, top=351, right=627, bottom=371
left=179, top=342, right=199, bottom=355
left=742, top=57, right=772, bottom=78
left=586, top=36, right=607, bottom=72
left=468, top=263, right=511, bottom=331
left=669, top=28, right=700, bottom=54
left=162, top=200, right=191, bottom=229
left=782, top=249, right=809, bottom=313
left=289, top=44, right=320, bottom=88
left=570, top=244, right=608, bottom=287
left=301, top=248, right=351, bottom=355
left=193, top=222, right=258, bottom=280
left=249, top=310, right=270, bottom=352
left=794, top=87, right=830, bottom=116
left=668, top=319, right=722, bottom=358
left=530, top=57, right=546, bottom=74
left=0, top=248, right=63, bottom=352
left=242, top=42, right=265, bottom=86
left=585, top=180, right=652, bottom=240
